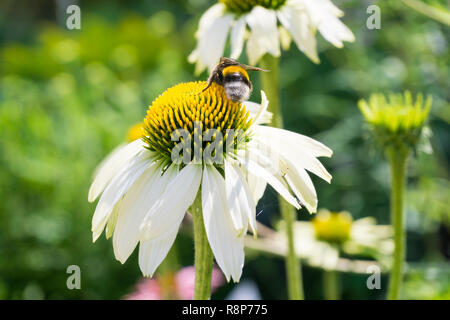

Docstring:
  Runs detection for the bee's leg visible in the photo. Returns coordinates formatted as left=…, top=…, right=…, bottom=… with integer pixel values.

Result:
left=201, top=80, right=212, bottom=93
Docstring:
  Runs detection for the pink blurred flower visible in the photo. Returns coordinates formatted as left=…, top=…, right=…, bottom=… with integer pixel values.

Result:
left=124, top=278, right=161, bottom=300
left=125, top=265, right=225, bottom=300
left=175, top=266, right=224, bottom=300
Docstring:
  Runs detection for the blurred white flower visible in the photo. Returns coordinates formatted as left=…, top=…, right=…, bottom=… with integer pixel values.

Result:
left=246, top=209, right=394, bottom=271
left=297, top=210, right=394, bottom=270
left=189, top=0, right=355, bottom=73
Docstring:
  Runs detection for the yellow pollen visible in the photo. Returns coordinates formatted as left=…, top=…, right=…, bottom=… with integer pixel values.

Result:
left=126, top=122, right=145, bottom=142
left=143, top=81, right=252, bottom=162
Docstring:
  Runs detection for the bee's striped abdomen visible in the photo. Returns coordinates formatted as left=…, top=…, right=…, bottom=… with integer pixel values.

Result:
left=222, top=66, right=252, bottom=102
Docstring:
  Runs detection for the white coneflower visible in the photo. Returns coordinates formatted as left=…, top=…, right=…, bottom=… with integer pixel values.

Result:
left=88, top=81, right=332, bottom=286
left=189, top=0, right=355, bottom=73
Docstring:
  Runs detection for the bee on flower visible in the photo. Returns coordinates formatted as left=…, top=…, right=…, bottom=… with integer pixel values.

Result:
left=88, top=59, right=332, bottom=286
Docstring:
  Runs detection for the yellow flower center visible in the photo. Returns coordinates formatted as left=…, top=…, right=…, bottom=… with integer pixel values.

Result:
left=312, top=210, right=353, bottom=243
left=220, top=0, right=286, bottom=13
left=143, top=81, right=251, bottom=164
left=126, top=122, right=145, bottom=142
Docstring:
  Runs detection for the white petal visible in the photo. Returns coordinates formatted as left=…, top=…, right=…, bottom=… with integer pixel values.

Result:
left=302, top=0, right=354, bottom=48
left=230, top=16, right=246, bottom=59
left=277, top=5, right=319, bottom=63
left=105, top=199, right=121, bottom=239
left=140, top=163, right=202, bottom=241
left=189, top=3, right=228, bottom=74
left=112, top=163, right=172, bottom=263
left=247, top=90, right=270, bottom=126
left=194, top=14, right=234, bottom=73
left=278, top=25, right=292, bottom=51
left=225, top=161, right=256, bottom=236
left=252, top=128, right=332, bottom=183
left=91, top=150, right=151, bottom=242
left=280, top=157, right=318, bottom=213
left=196, top=3, right=226, bottom=34
left=238, top=150, right=300, bottom=210
left=246, top=169, right=267, bottom=204
left=202, top=166, right=245, bottom=282
left=88, top=139, right=145, bottom=202
left=246, top=7, right=280, bottom=64
left=138, top=225, right=179, bottom=277
left=317, top=18, right=355, bottom=48
left=253, top=125, right=332, bottom=158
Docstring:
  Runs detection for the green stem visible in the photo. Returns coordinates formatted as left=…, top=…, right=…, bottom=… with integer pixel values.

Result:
left=386, top=147, right=409, bottom=300
left=323, top=270, right=339, bottom=300
left=191, top=190, right=214, bottom=300
left=402, top=0, right=450, bottom=27
left=260, top=54, right=304, bottom=300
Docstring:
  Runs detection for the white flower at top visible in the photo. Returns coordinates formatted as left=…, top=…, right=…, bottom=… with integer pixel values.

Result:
left=88, top=81, right=332, bottom=282
left=189, top=0, right=355, bottom=73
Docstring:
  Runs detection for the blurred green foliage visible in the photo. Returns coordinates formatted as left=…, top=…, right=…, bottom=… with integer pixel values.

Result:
left=0, top=0, right=448, bottom=299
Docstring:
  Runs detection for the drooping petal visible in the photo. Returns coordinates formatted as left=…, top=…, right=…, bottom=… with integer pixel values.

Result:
left=202, top=165, right=245, bottom=282
left=253, top=125, right=332, bottom=158
left=302, top=0, right=355, bottom=48
left=112, top=163, right=173, bottom=263
left=140, top=163, right=202, bottom=241
left=224, top=161, right=245, bottom=234
left=253, top=127, right=332, bottom=183
left=88, top=139, right=146, bottom=202
left=246, top=169, right=267, bottom=204
left=225, top=160, right=256, bottom=236
left=189, top=3, right=227, bottom=74
left=277, top=5, right=319, bottom=63
left=280, top=157, right=318, bottom=213
left=138, top=225, right=179, bottom=277
left=195, top=3, right=226, bottom=36
left=189, top=11, right=234, bottom=73
left=230, top=16, right=247, bottom=59
left=105, top=199, right=121, bottom=239
left=246, top=6, right=280, bottom=65
left=91, top=150, right=151, bottom=242
left=317, top=17, right=355, bottom=48
left=238, top=149, right=300, bottom=210
left=278, top=25, right=292, bottom=51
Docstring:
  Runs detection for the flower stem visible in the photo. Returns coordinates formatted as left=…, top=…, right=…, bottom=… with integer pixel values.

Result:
left=323, top=270, right=339, bottom=300
left=260, top=54, right=304, bottom=300
left=190, top=190, right=214, bottom=300
left=386, top=147, right=409, bottom=300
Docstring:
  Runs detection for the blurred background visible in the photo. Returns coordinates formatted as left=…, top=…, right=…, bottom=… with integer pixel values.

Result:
left=0, top=0, right=448, bottom=299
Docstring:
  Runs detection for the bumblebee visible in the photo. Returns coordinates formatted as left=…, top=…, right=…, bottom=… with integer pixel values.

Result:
left=202, top=57, right=268, bottom=102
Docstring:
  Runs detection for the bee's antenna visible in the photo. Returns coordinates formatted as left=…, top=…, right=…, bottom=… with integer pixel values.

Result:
left=242, top=65, right=270, bottom=72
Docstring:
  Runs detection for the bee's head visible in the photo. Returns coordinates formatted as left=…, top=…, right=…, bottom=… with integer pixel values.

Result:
left=216, top=57, right=268, bottom=81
